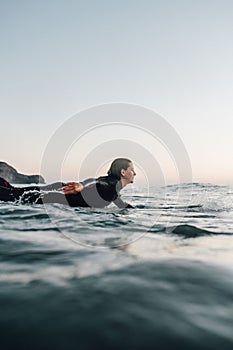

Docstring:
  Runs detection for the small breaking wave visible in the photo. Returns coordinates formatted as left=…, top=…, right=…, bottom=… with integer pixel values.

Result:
left=149, top=224, right=232, bottom=238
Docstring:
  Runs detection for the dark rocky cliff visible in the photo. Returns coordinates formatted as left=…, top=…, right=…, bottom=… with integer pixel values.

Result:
left=0, top=161, right=45, bottom=184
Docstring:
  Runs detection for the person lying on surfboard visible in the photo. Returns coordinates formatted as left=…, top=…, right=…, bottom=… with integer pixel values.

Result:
left=0, top=158, right=136, bottom=209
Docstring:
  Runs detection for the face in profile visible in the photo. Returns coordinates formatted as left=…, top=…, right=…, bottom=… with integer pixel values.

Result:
left=121, top=162, right=136, bottom=184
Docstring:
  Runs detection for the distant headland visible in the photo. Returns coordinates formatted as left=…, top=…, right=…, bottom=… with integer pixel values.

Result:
left=0, top=161, right=45, bottom=184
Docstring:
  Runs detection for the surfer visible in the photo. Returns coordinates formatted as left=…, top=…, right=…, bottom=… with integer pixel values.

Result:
left=0, top=158, right=136, bottom=209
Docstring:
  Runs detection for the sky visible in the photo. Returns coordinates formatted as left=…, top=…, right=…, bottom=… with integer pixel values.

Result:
left=0, top=0, right=232, bottom=185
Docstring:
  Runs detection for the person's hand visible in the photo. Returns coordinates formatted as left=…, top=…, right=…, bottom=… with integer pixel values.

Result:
left=62, top=182, right=84, bottom=195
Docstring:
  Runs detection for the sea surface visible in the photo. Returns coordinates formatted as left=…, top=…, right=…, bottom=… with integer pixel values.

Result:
left=0, top=183, right=233, bottom=350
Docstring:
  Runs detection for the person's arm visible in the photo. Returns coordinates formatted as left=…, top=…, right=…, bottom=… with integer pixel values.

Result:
left=62, top=178, right=97, bottom=195
left=113, top=195, right=134, bottom=209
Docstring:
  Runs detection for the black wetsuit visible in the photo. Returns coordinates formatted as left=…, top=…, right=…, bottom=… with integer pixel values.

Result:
left=0, top=176, right=133, bottom=209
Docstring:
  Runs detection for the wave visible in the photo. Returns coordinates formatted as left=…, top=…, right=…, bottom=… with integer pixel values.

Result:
left=149, top=224, right=232, bottom=238
left=0, top=248, right=72, bottom=264
left=1, top=259, right=233, bottom=350
left=160, top=182, right=227, bottom=190
left=0, top=205, right=49, bottom=219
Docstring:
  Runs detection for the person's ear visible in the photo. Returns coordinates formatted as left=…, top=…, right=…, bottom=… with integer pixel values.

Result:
left=121, top=169, right=126, bottom=177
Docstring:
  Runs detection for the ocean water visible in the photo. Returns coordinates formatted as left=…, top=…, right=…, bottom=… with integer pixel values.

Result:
left=0, top=183, right=233, bottom=350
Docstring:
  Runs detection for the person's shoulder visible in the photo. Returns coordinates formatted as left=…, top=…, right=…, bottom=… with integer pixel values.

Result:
left=97, top=176, right=109, bottom=185
left=97, top=176, right=107, bottom=181
left=97, top=175, right=117, bottom=186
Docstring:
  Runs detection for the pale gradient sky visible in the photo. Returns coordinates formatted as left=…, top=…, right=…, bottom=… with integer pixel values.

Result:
left=0, top=0, right=232, bottom=185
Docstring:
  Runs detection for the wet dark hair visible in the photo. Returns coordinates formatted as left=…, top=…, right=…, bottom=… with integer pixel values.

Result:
left=107, top=158, right=132, bottom=180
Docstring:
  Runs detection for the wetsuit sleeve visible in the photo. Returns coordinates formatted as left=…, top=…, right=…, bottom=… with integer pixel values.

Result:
left=41, top=179, right=97, bottom=192
left=80, top=178, right=98, bottom=188
left=113, top=196, right=134, bottom=209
